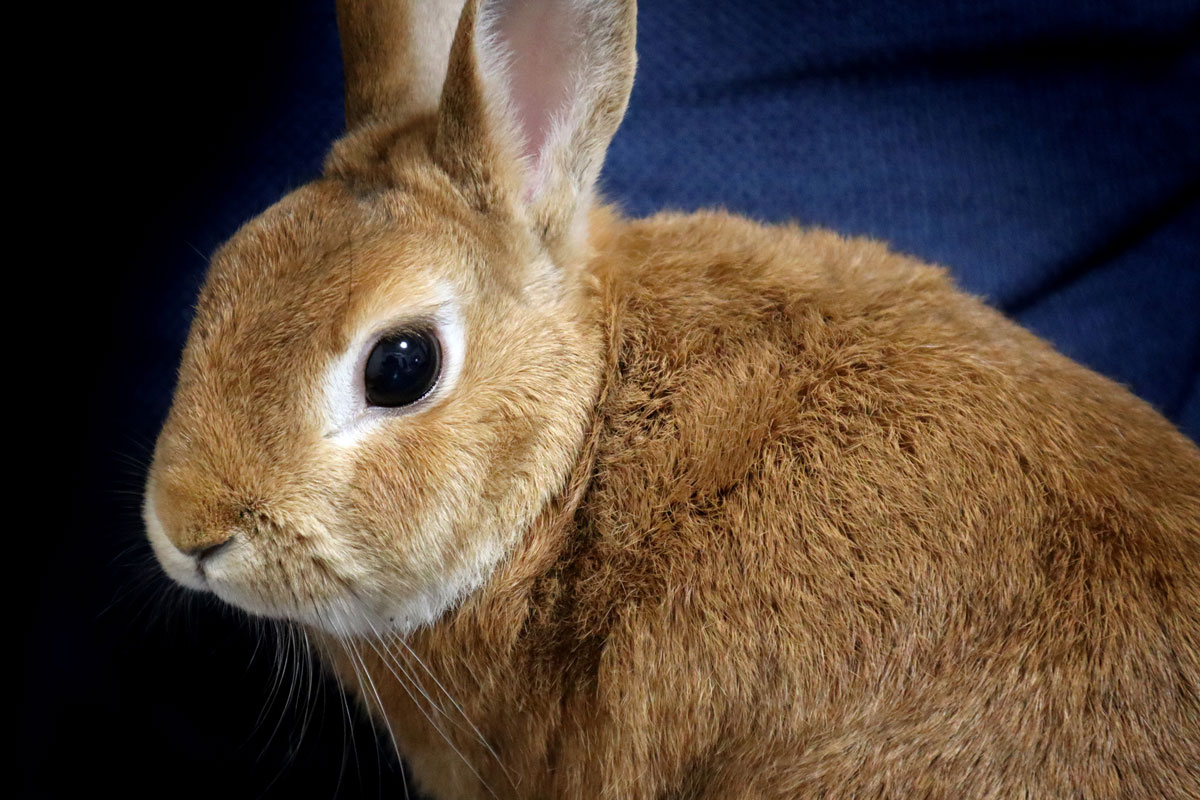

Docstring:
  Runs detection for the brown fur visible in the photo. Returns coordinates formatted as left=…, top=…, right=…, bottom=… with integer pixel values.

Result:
left=146, top=1, right=1200, bottom=798
left=323, top=207, right=1200, bottom=798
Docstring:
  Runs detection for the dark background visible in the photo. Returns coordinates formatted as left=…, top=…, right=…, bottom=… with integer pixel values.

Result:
left=25, top=1, right=1199, bottom=798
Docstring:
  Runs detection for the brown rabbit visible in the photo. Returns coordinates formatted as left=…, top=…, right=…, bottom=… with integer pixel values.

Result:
left=143, top=0, right=1200, bottom=797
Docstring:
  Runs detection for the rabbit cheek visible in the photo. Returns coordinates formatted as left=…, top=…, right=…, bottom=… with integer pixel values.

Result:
left=341, top=433, right=494, bottom=633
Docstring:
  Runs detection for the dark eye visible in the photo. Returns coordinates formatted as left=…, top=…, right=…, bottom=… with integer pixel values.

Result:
left=364, top=329, right=442, bottom=407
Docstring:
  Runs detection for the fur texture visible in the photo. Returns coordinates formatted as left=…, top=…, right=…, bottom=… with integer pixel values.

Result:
left=145, top=1, right=1200, bottom=797
left=324, top=208, right=1200, bottom=798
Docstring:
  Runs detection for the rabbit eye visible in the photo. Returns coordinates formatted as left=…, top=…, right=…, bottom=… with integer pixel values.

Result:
left=364, top=329, right=442, bottom=407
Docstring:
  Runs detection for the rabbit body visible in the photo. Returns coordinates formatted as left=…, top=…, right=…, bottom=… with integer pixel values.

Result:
left=144, top=1, right=1200, bottom=797
left=320, top=207, right=1200, bottom=799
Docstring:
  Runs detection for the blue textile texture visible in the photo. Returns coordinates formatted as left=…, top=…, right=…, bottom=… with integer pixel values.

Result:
left=142, top=0, right=1200, bottom=445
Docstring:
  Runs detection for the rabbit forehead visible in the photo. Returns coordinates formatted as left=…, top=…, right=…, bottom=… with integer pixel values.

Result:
left=189, top=180, right=491, bottom=360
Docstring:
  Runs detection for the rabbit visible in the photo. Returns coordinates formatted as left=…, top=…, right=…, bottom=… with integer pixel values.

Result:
left=142, top=0, right=1200, bottom=797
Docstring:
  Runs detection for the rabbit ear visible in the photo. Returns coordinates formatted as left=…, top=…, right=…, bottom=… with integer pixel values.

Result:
left=435, top=0, right=636, bottom=261
left=336, top=0, right=468, bottom=128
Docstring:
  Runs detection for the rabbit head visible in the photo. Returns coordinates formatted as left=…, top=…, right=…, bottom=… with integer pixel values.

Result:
left=143, top=0, right=637, bottom=636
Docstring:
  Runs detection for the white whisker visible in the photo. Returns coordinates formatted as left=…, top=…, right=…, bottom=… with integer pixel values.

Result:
left=392, top=633, right=511, bottom=784
left=354, top=612, right=499, bottom=800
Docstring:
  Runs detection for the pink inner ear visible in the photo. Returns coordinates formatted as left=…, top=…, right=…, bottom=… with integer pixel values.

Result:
left=492, top=0, right=580, bottom=190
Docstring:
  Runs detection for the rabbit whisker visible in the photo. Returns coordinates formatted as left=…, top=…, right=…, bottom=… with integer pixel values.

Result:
left=334, top=623, right=399, bottom=794
left=391, top=631, right=514, bottom=787
left=354, top=614, right=499, bottom=800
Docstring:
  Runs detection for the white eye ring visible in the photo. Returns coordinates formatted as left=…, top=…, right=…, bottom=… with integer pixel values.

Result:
left=322, top=293, right=464, bottom=445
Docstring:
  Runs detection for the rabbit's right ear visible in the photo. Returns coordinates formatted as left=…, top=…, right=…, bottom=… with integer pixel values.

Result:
left=434, top=0, right=637, bottom=264
left=337, top=0, right=468, bottom=128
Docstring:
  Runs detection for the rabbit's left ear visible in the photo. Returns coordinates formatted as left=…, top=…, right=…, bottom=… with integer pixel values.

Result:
left=337, top=0, right=468, bottom=129
left=435, top=0, right=637, bottom=262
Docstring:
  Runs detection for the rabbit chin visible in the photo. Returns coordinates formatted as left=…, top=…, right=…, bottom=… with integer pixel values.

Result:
left=143, top=499, right=495, bottom=637
left=202, top=560, right=485, bottom=639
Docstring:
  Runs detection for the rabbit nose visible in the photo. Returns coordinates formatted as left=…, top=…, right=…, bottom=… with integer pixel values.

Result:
left=149, top=469, right=258, bottom=556
left=175, top=526, right=236, bottom=560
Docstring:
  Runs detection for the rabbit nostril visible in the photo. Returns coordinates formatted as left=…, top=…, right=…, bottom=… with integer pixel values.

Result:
left=186, top=537, right=234, bottom=564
